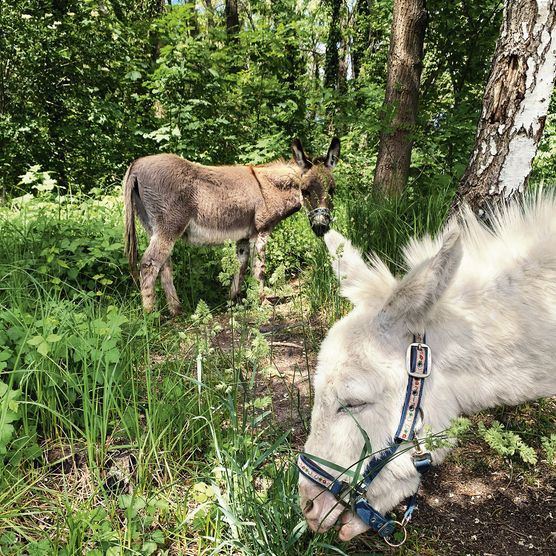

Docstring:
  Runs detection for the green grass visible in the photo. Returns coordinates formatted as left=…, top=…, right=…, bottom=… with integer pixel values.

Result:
left=0, top=189, right=332, bottom=555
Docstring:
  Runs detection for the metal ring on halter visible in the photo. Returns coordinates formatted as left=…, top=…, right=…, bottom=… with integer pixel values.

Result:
left=381, top=521, right=408, bottom=547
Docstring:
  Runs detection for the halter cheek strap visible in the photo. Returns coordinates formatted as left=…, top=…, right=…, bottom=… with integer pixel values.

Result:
left=298, top=335, right=433, bottom=545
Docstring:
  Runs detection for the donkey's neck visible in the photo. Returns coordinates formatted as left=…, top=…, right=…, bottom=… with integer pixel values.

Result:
left=424, top=298, right=556, bottom=429
left=254, top=162, right=302, bottom=191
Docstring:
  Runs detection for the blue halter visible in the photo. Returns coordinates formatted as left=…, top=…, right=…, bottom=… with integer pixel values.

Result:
left=298, top=335, right=433, bottom=545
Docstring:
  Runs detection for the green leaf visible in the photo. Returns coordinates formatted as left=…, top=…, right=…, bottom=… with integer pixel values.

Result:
left=141, top=542, right=158, bottom=555
left=253, top=396, right=272, bottom=409
left=125, top=70, right=142, bottom=81
left=150, top=529, right=165, bottom=544
left=27, top=335, right=45, bottom=347
left=46, top=334, right=62, bottom=343
left=118, top=494, right=146, bottom=518
left=37, top=342, right=50, bottom=357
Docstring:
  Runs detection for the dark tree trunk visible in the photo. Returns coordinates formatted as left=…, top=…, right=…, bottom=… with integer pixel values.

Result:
left=373, top=0, right=428, bottom=195
left=352, top=0, right=372, bottom=80
left=225, top=0, right=240, bottom=38
left=149, top=0, right=168, bottom=63
left=204, top=0, right=214, bottom=28
left=324, top=0, right=342, bottom=90
left=452, top=0, right=556, bottom=216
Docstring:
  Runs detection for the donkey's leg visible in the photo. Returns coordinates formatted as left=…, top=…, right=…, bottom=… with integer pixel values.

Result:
left=252, top=232, right=269, bottom=299
left=231, top=238, right=250, bottom=300
left=140, top=235, right=176, bottom=313
left=160, top=257, right=182, bottom=316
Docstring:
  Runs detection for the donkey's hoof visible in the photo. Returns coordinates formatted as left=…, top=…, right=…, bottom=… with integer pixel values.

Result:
left=169, top=305, right=183, bottom=317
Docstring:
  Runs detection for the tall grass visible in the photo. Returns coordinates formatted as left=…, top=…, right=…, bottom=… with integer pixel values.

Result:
left=302, top=186, right=454, bottom=321
left=0, top=188, right=361, bottom=555
left=344, top=187, right=453, bottom=269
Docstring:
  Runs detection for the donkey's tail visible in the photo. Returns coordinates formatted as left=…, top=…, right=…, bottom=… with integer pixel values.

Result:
left=123, top=163, right=139, bottom=283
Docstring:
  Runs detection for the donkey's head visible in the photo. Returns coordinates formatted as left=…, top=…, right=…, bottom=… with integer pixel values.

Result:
left=299, top=229, right=462, bottom=541
left=291, top=138, right=341, bottom=237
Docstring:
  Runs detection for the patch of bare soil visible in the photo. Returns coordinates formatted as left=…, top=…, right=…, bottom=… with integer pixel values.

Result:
left=254, top=295, right=556, bottom=556
left=209, top=294, right=323, bottom=443
left=258, top=316, right=319, bottom=443
left=413, top=456, right=556, bottom=556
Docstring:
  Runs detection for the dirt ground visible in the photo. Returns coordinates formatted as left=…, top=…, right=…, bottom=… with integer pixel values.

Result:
left=250, top=301, right=556, bottom=556
left=415, top=460, right=556, bottom=556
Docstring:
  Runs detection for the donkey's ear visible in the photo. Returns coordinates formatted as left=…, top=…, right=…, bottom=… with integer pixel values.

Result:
left=324, top=137, right=341, bottom=169
left=325, top=230, right=395, bottom=307
left=378, top=230, right=462, bottom=332
left=291, top=139, right=312, bottom=173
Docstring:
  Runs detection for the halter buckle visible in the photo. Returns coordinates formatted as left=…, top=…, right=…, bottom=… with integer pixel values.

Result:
left=406, top=342, right=431, bottom=378
left=337, top=481, right=354, bottom=503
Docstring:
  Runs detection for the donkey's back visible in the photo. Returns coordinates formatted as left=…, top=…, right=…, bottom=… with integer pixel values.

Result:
left=132, top=153, right=259, bottom=200
left=129, top=154, right=261, bottom=241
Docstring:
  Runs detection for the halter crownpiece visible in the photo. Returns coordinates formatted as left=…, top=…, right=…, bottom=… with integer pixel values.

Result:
left=298, top=334, right=433, bottom=547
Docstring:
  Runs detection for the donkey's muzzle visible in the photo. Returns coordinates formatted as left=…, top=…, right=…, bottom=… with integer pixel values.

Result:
left=308, top=208, right=332, bottom=237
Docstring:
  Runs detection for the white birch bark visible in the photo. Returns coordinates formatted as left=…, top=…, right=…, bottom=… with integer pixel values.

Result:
left=452, top=0, right=556, bottom=216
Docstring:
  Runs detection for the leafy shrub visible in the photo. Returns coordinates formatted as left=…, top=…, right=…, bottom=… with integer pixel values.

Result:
left=478, top=421, right=538, bottom=465
left=266, top=211, right=319, bottom=278
left=1, top=188, right=130, bottom=298
left=541, top=434, right=556, bottom=465
left=0, top=381, right=21, bottom=458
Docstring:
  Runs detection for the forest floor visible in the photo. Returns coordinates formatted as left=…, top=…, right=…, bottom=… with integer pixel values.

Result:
left=214, top=289, right=556, bottom=556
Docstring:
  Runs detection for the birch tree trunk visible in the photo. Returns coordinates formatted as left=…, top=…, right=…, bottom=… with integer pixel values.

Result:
left=373, top=0, right=427, bottom=195
left=452, top=0, right=556, bottom=216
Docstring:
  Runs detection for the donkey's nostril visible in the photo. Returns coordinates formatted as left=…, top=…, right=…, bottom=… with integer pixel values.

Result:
left=304, top=499, right=314, bottom=514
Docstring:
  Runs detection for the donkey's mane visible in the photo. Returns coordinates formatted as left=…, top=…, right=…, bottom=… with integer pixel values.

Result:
left=399, top=192, right=556, bottom=296
left=254, top=158, right=293, bottom=168
left=253, top=159, right=303, bottom=190
left=255, top=156, right=327, bottom=168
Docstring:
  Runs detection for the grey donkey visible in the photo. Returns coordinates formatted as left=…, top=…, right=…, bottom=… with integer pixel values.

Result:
left=124, top=137, right=340, bottom=315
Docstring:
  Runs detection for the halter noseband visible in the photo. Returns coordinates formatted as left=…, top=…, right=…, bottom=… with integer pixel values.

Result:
left=298, top=335, right=433, bottom=546
left=307, top=207, right=332, bottom=221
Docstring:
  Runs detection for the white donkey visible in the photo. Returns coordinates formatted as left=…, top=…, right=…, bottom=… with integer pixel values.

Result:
left=298, top=195, right=556, bottom=543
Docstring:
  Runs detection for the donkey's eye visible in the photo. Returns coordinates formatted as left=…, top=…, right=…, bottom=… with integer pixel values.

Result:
left=302, top=190, right=310, bottom=198
left=337, top=401, right=367, bottom=414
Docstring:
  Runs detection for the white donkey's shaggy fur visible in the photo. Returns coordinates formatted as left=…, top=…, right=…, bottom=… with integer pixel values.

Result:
left=299, top=195, right=556, bottom=541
